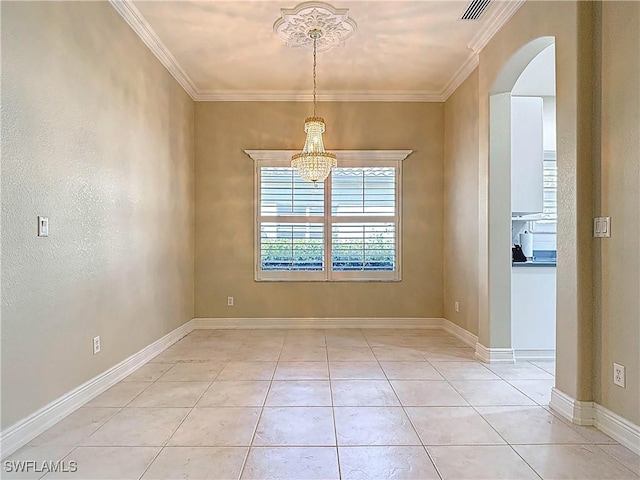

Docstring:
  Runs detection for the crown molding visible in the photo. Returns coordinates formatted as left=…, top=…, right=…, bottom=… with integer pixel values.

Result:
left=439, top=0, right=526, bottom=101
left=109, top=0, right=198, bottom=99
left=196, top=90, right=444, bottom=102
left=468, top=0, right=526, bottom=54
left=244, top=150, right=413, bottom=162
left=111, top=0, right=524, bottom=103
left=439, top=52, right=480, bottom=101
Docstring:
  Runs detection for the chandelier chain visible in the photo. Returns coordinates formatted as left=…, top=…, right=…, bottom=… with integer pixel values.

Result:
left=313, top=37, right=317, bottom=117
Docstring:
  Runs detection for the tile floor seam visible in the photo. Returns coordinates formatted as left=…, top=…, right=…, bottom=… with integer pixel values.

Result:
left=237, top=328, right=286, bottom=480
left=375, top=331, right=474, bottom=480
left=503, top=378, right=549, bottom=406
left=362, top=328, right=443, bottom=480
left=326, top=329, right=344, bottom=480
left=36, top=445, right=77, bottom=480
left=595, top=444, right=640, bottom=477
left=507, top=443, right=560, bottom=480
left=136, top=351, right=233, bottom=479
left=11, top=329, right=636, bottom=480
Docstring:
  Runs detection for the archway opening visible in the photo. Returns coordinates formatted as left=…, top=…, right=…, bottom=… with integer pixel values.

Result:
left=487, top=37, right=557, bottom=367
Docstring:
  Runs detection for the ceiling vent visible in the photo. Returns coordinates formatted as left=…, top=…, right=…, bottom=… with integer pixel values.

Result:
left=461, top=0, right=491, bottom=20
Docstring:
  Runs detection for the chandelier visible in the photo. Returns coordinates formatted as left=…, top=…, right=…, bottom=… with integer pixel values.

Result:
left=291, top=29, right=336, bottom=183
left=274, top=2, right=357, bottom=183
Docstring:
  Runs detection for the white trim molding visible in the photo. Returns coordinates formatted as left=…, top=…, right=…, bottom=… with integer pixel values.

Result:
left=514, top=349, right=556, bottom=361
left=475, top=342, right=516, bottom=363
left=109, top=0, right=524, bottom=103
left=440, top=53, right=480, bottom=101
left=442, top=319, right=479, bottom=348
left=468, top=0, right=526, bottom=55
left=192, top=317, right=443, bottom=330
left=109, top=0, right=198, bottom=99
left=550, top=387, right=595, bottom=426
left=550, top=388, right=640, bottom=455
left=197, top=90, right=444, bottom=103
left=244, top=150, right=413, bottom=163
left=595, top=404, right=640, bottom=456
left=0, top=320, right=194, bottom=460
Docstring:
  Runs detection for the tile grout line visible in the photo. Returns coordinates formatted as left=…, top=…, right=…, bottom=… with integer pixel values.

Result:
left=361, top=330, right=445, bottom=480
left=136, top=330, right=235, bottom=480
left=21, top=330, right=634, bottom=479
left=236, top=329, right=286, bottom=480
left=326, top=329, right=343, bottom=480
left=444, top=363, right=551, bottom=480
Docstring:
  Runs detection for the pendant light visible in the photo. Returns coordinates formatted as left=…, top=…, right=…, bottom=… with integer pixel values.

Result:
left=291, top=29, right=337, bottom=183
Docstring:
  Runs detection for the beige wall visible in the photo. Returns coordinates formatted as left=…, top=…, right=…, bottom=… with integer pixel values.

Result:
left=443, top=69, right=479, bottom=335
left=444, top=0, right=639, bottom=425
left=476, top=1, right=595, bottom=399
left=594, top=1, right=640, bottom=425
left=1, top=2, right=195, bottom=428
left=195, top=102, right=443, bottom=319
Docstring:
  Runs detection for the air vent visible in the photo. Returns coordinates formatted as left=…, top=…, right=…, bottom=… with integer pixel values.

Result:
left=461, top=0, right=491, bottom=20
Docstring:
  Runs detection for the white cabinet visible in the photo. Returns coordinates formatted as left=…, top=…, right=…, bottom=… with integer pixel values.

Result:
left=511, top=266, right=556, bottom=356
left=511, top=96, right=544, bottom=215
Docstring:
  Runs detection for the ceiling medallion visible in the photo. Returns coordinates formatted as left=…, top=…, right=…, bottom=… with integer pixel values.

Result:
left=273, top=1, right=357, bottom=52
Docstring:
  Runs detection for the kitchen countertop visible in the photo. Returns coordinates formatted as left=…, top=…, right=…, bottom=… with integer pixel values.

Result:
left=512, top=250, right=556, bottom=267
left=512, top=260, right=556, bottom=267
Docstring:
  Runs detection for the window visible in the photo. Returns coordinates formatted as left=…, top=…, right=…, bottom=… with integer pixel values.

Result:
left=540, top=150, right=557, bottom=223
left=246, top=150, right=411, bottom=281
left=530, top=150, right=557, bottom=251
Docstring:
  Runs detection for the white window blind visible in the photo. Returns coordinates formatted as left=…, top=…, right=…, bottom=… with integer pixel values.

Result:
left=248, top=150, right=410, bottom=281
left=541, top=150, right=557, bottom=223
left=331, top=167, right=396, bottom=273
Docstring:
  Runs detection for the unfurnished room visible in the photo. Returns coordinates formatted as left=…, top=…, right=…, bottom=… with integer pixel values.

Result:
left=1, top=1, right=639, bottom=479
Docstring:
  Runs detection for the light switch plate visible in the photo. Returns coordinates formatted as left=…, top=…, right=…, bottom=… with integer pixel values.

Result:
left=38, top=216, right=49, bottom=237
left=594, top=217, right=611, bottom=238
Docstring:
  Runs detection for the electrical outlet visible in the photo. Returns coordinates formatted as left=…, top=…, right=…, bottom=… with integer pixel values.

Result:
left=227, top=296, right=234, bottom=307
left=454, top=301, right=460, bottom=313
left=93, top=336, right=101, bottom=355
left=613, top=363, right=625, bottom=388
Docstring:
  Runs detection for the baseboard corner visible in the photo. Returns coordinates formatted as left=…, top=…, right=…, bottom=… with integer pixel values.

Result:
left=0, top=319, right=194, bottom=460
left=474, top=342, right=515, bottom=364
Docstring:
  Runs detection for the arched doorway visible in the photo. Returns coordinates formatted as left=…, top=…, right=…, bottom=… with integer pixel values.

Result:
left=476, top=1, right=598, bottom=428
left=481, top=37, right=556, bottom=364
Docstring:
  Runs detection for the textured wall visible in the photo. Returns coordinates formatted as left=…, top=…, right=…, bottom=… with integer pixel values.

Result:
left=1, top=2, right=194, bottom=428
left=194, top=102, right=443, bottom=319
left=443, top=69, right=480, bottom=335
left=594, top=1, right=640, bottom=425
left=475, top=0, right=595, bottom=401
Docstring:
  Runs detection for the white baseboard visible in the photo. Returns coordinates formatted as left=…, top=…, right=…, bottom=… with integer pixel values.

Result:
left=0, top=320, right=194, bottom=460
left=442, top=319, right=478, bottom=348
left=9, top=316, right=636, bottom=461
left=595, top=404, right=640, bottom=456
left=475, top=342, right=516, bottom=363
left=550, top=388, right=640, bottom=455
left=550, top=387, right=594, bottom=425
left=514, top=349, right=556, bottom=361
left=192, top=317, right=443, bottom=329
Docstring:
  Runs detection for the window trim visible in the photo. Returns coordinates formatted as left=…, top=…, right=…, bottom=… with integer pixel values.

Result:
left=245, top=150, right=412, bottom=282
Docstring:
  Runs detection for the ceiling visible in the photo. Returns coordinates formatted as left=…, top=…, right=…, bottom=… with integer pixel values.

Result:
left=113, top=1, right=525, bottom=101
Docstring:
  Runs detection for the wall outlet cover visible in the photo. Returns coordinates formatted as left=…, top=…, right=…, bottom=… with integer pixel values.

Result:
left=613, top=363, right=625, bottom=388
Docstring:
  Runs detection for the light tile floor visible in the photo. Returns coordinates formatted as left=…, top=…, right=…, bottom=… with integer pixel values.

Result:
left=4, top=329, right=639, bottom=479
